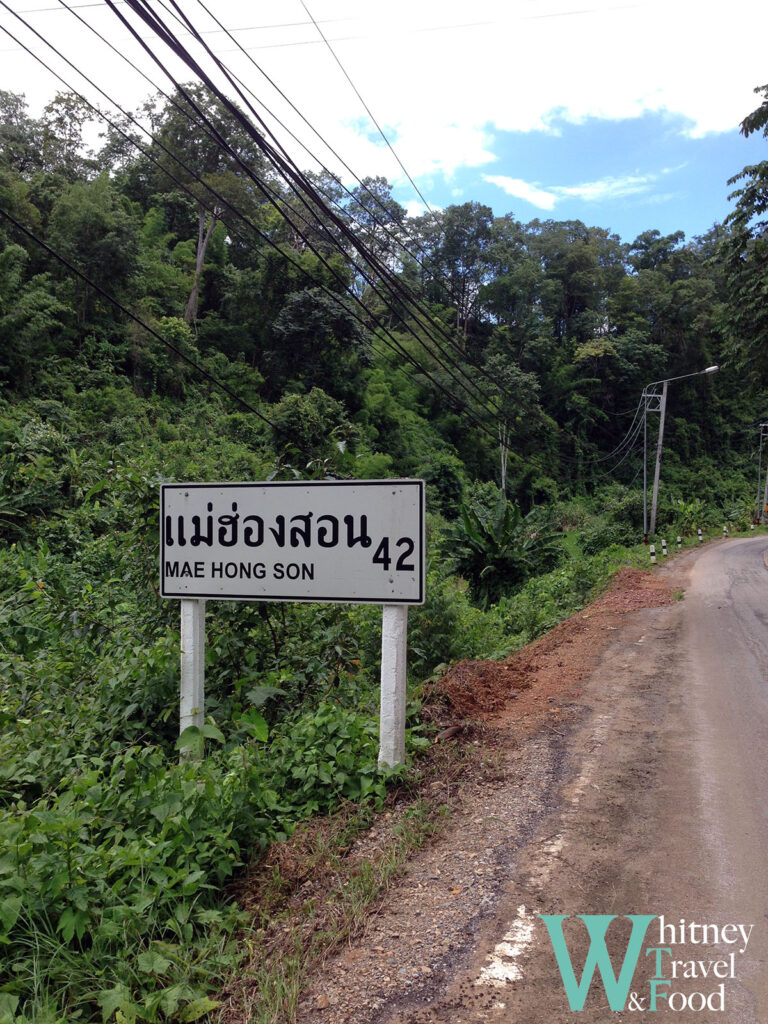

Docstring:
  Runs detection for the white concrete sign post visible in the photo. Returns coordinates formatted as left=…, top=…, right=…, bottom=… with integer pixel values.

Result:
left=160, top=480, right=425, bottom=766
left=179, top=599, right=205, bottom=734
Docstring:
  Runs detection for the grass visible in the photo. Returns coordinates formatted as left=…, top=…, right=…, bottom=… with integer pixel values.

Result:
left=238, top=800, right=449, bottom=1024
left=218, top=744, right=476, bottom=1024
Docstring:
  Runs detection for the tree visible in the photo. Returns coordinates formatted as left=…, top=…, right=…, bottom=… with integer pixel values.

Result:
left=47, top=174, right=137, bottom=329
left=525, top=219, right=624, bottom=345
left=346, top=176, right=408, bottom=298
left=0, top=244, right=69, bottom=390
left=40, top=93, right=98, bottom=180
left=481, top=352, right=549, bottom=492
left=137, top=85, right=270, bottom=323
left=628, top=229, right=686, bottom=275
left=451, top=492, right=559, bottom=607
left=0, top=91, right=43, bottom=176
left=265, top=287, right=369, bottom=403
left=424, top=202, right=494, bottom=337
left=720, top=84, right=768, bottom=382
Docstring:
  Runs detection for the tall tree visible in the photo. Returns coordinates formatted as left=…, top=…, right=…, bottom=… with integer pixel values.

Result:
left=47, top=174, right=137, bottom=330
left=138, top=85, right=270, bottom=324
left=720, top=83, right=768, bottom=382
left=0, top=91, right=43, bottom=177
left=424, top=202, right=494, bottom=337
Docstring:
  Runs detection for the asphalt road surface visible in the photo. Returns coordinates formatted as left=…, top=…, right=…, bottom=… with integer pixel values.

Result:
left=382, top=537, right=768, bottom=1023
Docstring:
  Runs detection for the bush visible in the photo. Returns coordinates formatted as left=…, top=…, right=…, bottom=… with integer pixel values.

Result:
left=449, top=491, right=562, bottom=607
left=580, top=516, right=635, bottom=555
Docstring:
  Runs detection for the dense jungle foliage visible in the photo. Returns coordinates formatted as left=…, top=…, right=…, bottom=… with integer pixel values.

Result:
left=0, top=82, right=767, bottom=1022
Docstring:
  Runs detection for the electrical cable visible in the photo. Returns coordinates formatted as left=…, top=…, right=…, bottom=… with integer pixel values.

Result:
left=298, top=0, right=441, bottom=231
left=602, top=415, right=645, bottom=474
left=144, top=0, right=508, bottom=415
left=0, top=16, right=441, bottom=451
left=1, top=2, right=662, bottom=484
left=15, top=0, right=570, bottom=415
left=100, top=0, right=510, bottom=424
left=168, top=0, right=523, bottom=406
left=591, top=396, right=644, bottom=463
left=0, top=6, right=507, bottom=447
left=554, top=393, right=644, bottom=467
left=121, top=0, right=513, bottom=419
left=188, top=0, right=433, bottom=267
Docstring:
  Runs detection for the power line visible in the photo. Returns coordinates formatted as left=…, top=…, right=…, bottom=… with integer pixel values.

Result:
left=101, top=0, right=508, bottom=425
left=4, top=0, right=571, bottom=411
left=148, top=0, right=503, bottom=413
left=0, top=3, right=507, bottom=444
left=298, top=0, right=440, bottom=230
left=168, top=1, right=534, bottom=420
left=2, top=2, right=656, bottom=485
left=190, top=0, right=433, bottom=266
left=0, top=13, right=497, bottom=447
left=593, top=396, right=644, bottom=463
left=0, top=70, right=556, bottom=485
left=603, top=414, right=644, bottom=474
left=179, top=0, right=521, bottom=406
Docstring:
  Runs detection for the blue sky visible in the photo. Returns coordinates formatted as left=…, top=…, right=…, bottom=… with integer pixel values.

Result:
left=1, top=0, right=766, bottom=246
left=405, top=111, right=768, bottom=243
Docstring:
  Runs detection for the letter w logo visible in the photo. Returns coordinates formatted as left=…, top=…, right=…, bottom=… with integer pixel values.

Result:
left=539, top=914, right=656, bottom=1011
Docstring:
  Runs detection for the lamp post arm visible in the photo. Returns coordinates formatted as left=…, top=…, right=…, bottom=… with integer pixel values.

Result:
left=645, top=366, right=719, bottom=390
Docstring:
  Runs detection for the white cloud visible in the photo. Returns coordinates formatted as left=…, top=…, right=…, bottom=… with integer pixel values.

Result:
left=404, top=199, right=427, bottom=218
left=2, top=0, right=765, bottom=186
left=254, top=0, right=767, bottom=186
left=483, top=175, right=558, bottom=210
left=484, top=169, right=682, bottom=210
left=556, top=174, right=657, bottom=202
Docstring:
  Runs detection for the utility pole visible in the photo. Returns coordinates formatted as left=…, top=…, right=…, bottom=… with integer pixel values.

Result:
left=642, top=385, right=663, bottom=541
left=643, top=394, right=648, bottom=541
left=649, top=380, right=668, bottom=537
left=758, top=424, right=768, bottom=524
left=642, top=366, right=719, bottom=540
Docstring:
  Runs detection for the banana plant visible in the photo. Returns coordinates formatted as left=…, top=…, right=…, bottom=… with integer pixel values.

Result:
left=451, top=494, right=559, bottom=607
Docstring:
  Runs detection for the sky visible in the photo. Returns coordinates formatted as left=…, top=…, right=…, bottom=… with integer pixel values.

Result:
left=1, top=0, right=767, bottom=243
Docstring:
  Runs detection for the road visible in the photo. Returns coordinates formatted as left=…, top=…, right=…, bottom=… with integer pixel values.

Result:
left=436, top=536, right=768, bottom=1023
left=301, top=538, right=768, bottom=1023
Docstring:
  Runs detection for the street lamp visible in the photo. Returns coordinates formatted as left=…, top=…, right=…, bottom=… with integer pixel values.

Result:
left=643, top=366, right=719, bottom=540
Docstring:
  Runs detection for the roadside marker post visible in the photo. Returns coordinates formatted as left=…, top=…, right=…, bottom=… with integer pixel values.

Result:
left=661, top=539, right=668, bottom=557
left=161, top=480, right=425, bottom=767
left=697, top=528, right=703, bottom=544
left=723, top=525, right=729, bottom=537
left=677, top=536, right=682, bottom=549
left=650, top=544, right=656, bottom=564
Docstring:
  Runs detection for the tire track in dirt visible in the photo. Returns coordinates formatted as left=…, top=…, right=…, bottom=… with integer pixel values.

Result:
left=295, top=566, right=681, bottom=1023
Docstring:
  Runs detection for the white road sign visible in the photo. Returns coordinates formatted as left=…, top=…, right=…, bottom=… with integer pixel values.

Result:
left=160, top=480, right=425, bottom=604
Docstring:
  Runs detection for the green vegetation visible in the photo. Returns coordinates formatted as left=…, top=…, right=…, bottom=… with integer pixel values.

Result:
left=1, top=79, right=767, bottom=1022
left=239, top=796, right=450, bottom=1024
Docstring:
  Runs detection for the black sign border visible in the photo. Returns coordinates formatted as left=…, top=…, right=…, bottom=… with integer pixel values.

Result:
left=160, top=479, right=425, bottom=605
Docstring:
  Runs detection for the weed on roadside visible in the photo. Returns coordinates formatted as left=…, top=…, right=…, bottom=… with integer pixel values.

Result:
left=217, top=741, right=483, bottom=1024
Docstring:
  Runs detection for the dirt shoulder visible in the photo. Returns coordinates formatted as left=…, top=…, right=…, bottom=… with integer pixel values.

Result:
left=261, top=560, right=687, bottom=1024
